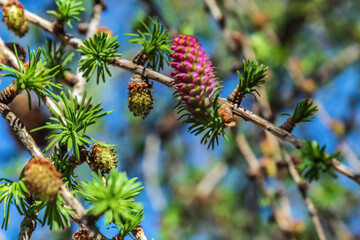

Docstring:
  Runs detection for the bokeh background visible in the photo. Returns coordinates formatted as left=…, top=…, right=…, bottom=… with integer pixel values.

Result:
left=1, top=0, right=360, bottom=239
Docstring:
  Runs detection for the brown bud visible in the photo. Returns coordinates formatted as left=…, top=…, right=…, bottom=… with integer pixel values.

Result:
left=280, top=118, right=295, bottom=133
left=72, top=229, right=92, bottom=240
left=218, top=104, right=236, bottom=129
left=227, top=88, right=244, bottom=107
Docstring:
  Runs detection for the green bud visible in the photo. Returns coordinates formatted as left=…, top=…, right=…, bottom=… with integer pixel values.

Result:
left=89, top=143, right=118, bottom=174
left=2, top=1, right=29, bottom=37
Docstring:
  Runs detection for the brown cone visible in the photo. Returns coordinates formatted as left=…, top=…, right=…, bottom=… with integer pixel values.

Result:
left=72, top=229, right=92, bottom=240
left=23, top=158, right=62, bottom=202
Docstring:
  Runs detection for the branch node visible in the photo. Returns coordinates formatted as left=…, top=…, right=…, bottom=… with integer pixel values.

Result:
left=280, top=117, right=295, bottom=133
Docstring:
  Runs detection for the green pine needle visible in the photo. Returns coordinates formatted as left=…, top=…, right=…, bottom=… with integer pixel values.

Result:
left=33, top=196, right=72, bottom=230
left=297, top=140, right=341, bottom=182
left=78, top=32, right=122, bottom=84
left=282, top=99, right=318, bottom=124
left=176, top=87, right=227, bottom=150
left=127, top=17, right=172, bottom=71
left=184, top=105, right=227, bottom=150
left=47, top=0, right=85, bottom=28
left=236, top=60, right=268, bottom=101
left=51, top=147, right=78, bottom=190
left=32, top=90, right=112, bottom=161
left=0, top=179, right=29, bottom=230
left=42, top=38, right=74, bottom=80
left=0, top=45, right=62, bottom=110
left=77, top=169, right=144, bottom=237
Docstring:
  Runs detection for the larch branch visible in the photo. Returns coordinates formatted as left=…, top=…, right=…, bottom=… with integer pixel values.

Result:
left=73, top=1, right=104, bottom=100
left=0, top=0, right=357, bottom=184
left=17, top=212, right=37, bottom=240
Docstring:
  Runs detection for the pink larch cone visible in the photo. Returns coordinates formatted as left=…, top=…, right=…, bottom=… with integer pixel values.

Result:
left=170, top=35, right=219, bottom=119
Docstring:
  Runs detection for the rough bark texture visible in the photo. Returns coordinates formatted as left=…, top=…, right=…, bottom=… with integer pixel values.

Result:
left=0, top=83, right=19, bottom=105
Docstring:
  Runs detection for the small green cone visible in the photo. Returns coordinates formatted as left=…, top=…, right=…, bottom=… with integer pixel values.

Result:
left=127, top=76, right=153, bottom=119
left=89, top=143, right=118, bottom=174
left=2, top=1, right=29, bottom=37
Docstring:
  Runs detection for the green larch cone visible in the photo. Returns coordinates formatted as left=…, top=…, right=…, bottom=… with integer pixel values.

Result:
left=1, top=1, right=29, bottom=37
left=23, top=158, right=62, bottom=202
left=89, top=143, right=118, bottom=174
left=127, top=75, right=154, bottom=119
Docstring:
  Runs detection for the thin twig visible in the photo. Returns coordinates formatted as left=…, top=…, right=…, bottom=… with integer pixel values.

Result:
left=236, top=134, right=294, bottom=237
left=310, top=43, right=360, bottom=84
left=203, top=0, right=239, bottom=57
left=139, top=0, right=172, bottom=32
left=189, top=160, right=228, bottom=204
left=17, top=212, right=37, bottom=240
left=143, top=134, right=167, bottom=212
left=206, top=0, right=360, bottom=185
left=282, top=149, right=327, bottom=240
left=0, top=103, right=43, bottom=158
left=315, top=101, right=360, bottom=171
left=131, top=225, right=148, bottom=240
left=204, top=0, right=223, bottom=25
left=0, top=12, right=357, bottom=240
left=207, top=4, right=334, bottom=239
left=0, top=37, right=19, bottom=68
left=85, top=4, right=103, bottom=39
left=73, top=2, right=104, bottom=101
